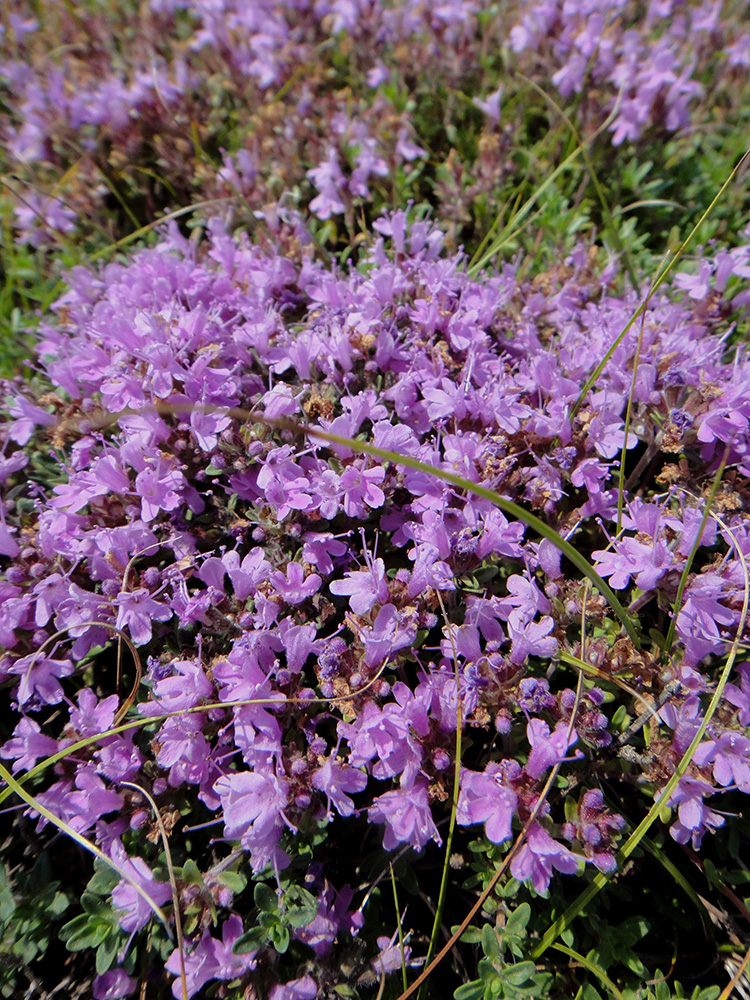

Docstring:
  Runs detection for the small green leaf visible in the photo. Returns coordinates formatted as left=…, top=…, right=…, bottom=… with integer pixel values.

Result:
left=232, top=927, right=264, bottom=955
left=216, top=871, right=247, bottom=894
left=181, top=859, right=205, bottom=888
left=284, top=886, right=318, bottom=928
left=96, top=933, right=121, bottom=975
left=457, top=926, right=483, bottom=944
left=504, top=903, right=531, bottom=937
left=454, top=980, right=485, bottom=1000
left=254, top=882, right=278, bottom=913
left=481, top=923, right=501, bottom=960
left=503, top=961, right=536, bottom=986
left=60, top=915, right=107, bottom=951
left=269, top=921, right=290, bottom=954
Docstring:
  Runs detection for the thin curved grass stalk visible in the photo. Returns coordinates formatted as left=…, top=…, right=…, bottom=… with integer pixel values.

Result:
left=393, top=590, right=590, bottom=1000
left=552, top=942, right=625, bottom=1000
left=418, top=591, right=463, bottom=1000
left=531, top=483, right=750, bottom=959
left=87, top=402, right=641, bottom=647
left=0, top=758, right=172, bottom=934
left=19, top=620, right=141, bottom=725
left=515, top=71, right=640, bottom=292
left=389, top=864, right=409, bottom=993
left=0, top=659, right=392, bottom=808
left=122, top=782, right=188, bottom=1000
left=661, top=447, right=728, bottom=666
left=571, top=145, right=750, bottom=420
left=466, top=86, right=625, bottom=277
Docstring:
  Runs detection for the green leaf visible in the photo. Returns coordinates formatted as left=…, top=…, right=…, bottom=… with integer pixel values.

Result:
left=216, top=871, right=247, bottom=894
left=254, top=882, right=278, bottom=913
left=232, top=927, right=264, bottom=955
left=87, top=863, right=120, bottom=896
left=482, top=923, right=501, bottom=960
left=503, top=961, right=536, bottom=986
left=284, top=886, right=318, bottom=928
left=504, top=903, right=531, bottom=937
left=269, top=921, right=290, bottom=954
left=454, top=981, right=485, bottom=1000
left=181, top=859, right=205, bottom=888
left=457, top=926, right=483, bottom=944
left=60, top=914, right=108, bottom=951
left=96, top=933, right=122, bottom=975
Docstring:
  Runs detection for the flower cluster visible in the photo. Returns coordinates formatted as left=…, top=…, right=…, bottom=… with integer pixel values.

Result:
left=3, top=0, right=747, bottom=252
left=1, top=204, right=750, bottom=995
left=510, top=0, right=750, bottom=144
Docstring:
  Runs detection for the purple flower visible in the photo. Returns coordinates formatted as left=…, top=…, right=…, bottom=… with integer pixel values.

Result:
left=93, top=969, right=136, bottom=999
left=338, top=464, right=386, bottom=518
left=269, top=976, right=318, bottom=1000
left=9, top=651, right=75, bottom=708
left=592, top=537, right=673, bottom=593
left=368, top=777, right=441, bottom=851
left=510, top=823, right=580, bottom=894
left=222, top=547, right=271, bottom=600
left=142, top=657, right=213, bottom=714
left=269, top=562, right=322, bottom=604
left=165, top=915, right=257, bottom=999
left=372, top=932, right=413, bottom=976
left=525, top=719, right=579, bottom=780
left=214, top=769, right=291, bottom=872
left=114, top=588, right=173, bottom=644
left=693, top=732, right=750, bottom=792
left=110, top=839, right=172, bottom=932
left=134, top=461, right=184, bottom=522
left=357, top=604, right=419, bottom=668
left=507, top=610, right=558, bottom=665
left=1, top=716, right=59, bottom=773
left=69, top=688, right=118, bottom=736
left=312, top=755, right=368, bottom=819
left=308, top=148, right=346, bottom=220
left=666, top=777, right=725, bottom=849
left=724, top=663, right=750, bottom=725
left=329, top=556, right=389, bottom=614
left=456, top=763, right=518, bottom=843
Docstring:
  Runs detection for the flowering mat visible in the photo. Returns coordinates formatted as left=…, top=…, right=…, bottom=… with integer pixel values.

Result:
left=2, top=2, right=750, bottom=999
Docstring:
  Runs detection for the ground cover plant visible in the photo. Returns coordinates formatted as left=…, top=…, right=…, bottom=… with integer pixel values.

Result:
left=2, top=2, right=750, bottom=1000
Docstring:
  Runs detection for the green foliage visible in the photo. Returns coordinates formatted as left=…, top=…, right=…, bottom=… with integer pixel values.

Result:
left=59, top=863, right=126, bottom=977
left=453, top=906, right=553, bottom=1000
left=0, top=854, right=72, bottom=996
left=232, top=880, right=319, bottom=957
